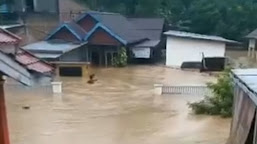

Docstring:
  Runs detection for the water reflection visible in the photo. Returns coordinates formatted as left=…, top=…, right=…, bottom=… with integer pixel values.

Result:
left=6, top=66, right=230, bottom=144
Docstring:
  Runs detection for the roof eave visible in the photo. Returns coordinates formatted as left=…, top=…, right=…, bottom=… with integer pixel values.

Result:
left=84, top=23, right=127, bottom=45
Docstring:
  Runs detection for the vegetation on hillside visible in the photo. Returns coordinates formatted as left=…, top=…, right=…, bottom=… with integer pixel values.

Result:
left=189, top=69, right=233, bottom=117
left=112, top=47, right=128, bottom=67
left=81, top=0, right=257, bottom=40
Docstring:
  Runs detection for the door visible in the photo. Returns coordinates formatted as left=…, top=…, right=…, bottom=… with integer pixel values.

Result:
left=91, top=52, right=100, bottom=65
left=25, top=0, right=34, bottom=11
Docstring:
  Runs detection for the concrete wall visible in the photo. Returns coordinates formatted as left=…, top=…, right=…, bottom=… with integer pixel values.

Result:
left=166, top=36, right=226, bottom=67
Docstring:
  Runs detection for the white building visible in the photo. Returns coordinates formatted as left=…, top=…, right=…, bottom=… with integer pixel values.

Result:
left=164, top=30, right=237, bottom=68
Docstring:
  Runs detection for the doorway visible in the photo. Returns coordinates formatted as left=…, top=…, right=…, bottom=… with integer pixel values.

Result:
left=25, top=0, right=34, bottom=12
left=91, top=52, right=100, bottom=65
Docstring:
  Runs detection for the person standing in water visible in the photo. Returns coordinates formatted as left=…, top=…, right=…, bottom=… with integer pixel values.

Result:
left=87, top=74, right=97, bottom=84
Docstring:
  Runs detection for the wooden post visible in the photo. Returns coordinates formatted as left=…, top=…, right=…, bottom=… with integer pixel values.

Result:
left=248, top=39, right=256, bottom=58
left=0, top=76, right=10, bottom=144
left=105, top=51, right=108, bottom=67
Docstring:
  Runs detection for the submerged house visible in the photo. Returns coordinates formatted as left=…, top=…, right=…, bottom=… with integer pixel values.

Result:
left=164, top=30, right=237, bottom=69
left=230, top=69, right=257, bottom=144
left=23, top=11, right=164, bottom=76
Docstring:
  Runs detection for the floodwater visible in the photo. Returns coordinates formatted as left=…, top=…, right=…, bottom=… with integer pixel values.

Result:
left=5, top=66, right=231, bottom=144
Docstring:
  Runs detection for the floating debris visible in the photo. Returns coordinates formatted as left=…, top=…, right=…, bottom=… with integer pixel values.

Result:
left=22, top=105, right=30, bottom=110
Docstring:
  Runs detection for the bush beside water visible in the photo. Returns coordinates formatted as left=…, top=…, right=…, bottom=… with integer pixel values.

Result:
left=189, top=69, right=233, bottom=117
left=112, top=47, right=128, bottom=67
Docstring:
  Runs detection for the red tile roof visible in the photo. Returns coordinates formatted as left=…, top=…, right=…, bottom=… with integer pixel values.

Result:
left=16, top=49, right=54, bottom=73
left=0, top=28, right=54, bottom=74
left=0, top=28, right=21, bottom=45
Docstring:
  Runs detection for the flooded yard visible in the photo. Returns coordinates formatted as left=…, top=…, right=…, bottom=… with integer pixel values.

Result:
left=5, top=66, right=230, bottom=144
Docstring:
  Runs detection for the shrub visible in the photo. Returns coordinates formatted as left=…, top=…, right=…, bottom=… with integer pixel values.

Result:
left=112, top=47, right=128, bottom=67
left=189, top=69, right=233, bottom=117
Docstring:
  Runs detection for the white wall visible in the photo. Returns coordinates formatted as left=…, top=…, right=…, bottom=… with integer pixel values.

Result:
left=166, top=36, right=226, bottom=67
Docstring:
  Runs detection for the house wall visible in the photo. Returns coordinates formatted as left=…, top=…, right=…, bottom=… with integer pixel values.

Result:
left=88, top=28, right=121, bottom=46
left=60, top=46, right=88, bottom=62
left=166, top=36, right=226, bottom=67
left=50, top=27, right=79, bottom=42
left=77, top=15, right=97, bottom=32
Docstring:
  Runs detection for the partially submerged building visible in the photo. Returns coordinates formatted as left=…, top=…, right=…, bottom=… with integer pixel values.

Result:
left=230, top=69, right=257, bottom=144
left=0, top=28, right=54, bottom=144
left=164, top=30, right=238, bottom=69
left=23, top=11, right=165, bottom=76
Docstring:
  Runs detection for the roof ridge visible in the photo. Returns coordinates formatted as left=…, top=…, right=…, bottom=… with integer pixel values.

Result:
left=88, top=11, right=120, bottom=15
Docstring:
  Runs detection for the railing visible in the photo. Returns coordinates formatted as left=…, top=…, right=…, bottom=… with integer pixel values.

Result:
left=161, top=85, right=212, bottom=96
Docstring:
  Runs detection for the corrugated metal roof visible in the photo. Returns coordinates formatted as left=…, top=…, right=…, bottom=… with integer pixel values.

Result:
left=128, top=18, right=164, bottom=40
left=0, top=24, right=24, bottom=30
left=246, top=29, right=257, bottom=39
left=46, top=22, right=87, bottom=41
left=66, top=21, right=87, bottom=39
left=232, top=69, right=257, bottom=105
left=164, top=30, right=238, bottom=43
left=128, top=18, right=164, bottom=30
left=33, top=53, right=62, bottom=59
left=23, top=41, right=87, bottom=53
left=132, top=40, right=160, bottom=48
left=82, top=11, right=148, bottom=44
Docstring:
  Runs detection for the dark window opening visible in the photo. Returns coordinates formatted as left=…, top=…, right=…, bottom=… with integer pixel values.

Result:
left=91, top=52, right=100, bottom=65
left=59, top=67, right=82, bottom=77
left=26, top=0, right=34, bottom=12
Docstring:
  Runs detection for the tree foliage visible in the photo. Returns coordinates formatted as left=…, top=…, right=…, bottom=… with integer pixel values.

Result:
left=112, top=47, right=128, bottom=67
left=81, top=0, right=257, bottom=40
left=189, top=69, right=233, bottom=117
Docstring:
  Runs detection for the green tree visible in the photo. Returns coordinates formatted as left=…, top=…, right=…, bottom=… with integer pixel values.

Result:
left=81, top=0, right=257, bottom=40
left=189, top=69, right=233, bottom=117
left=112, top=47, right=128, bottom=67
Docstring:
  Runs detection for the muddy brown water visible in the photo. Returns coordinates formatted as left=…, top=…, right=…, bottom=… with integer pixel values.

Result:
left=5, top=66, right=231, bottom=144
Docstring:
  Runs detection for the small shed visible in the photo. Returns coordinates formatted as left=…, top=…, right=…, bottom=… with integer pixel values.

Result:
left=230, top=69, right=257, bottom=144
left=164, top=30, right=237, bottom=68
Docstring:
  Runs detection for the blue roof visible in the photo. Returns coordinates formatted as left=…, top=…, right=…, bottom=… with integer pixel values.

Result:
left=46, top=22, right=87, bottom=42
left=85, top=23, right=127, bottom=45
left=76, top=11, right=148, bottom=44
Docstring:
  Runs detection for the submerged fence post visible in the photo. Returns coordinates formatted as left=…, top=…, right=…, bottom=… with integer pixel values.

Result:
left=154, top=84, right=163, bottom=95
left=51, top=81, right=62, bottom=94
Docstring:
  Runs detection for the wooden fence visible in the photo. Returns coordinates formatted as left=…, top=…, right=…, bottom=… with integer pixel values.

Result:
left=162, top=85, right=212, bottom=96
